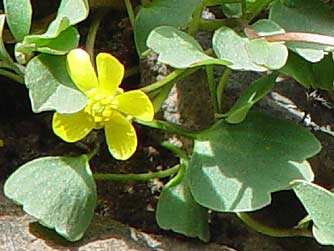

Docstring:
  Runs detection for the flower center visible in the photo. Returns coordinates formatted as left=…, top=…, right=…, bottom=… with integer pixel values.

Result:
left=84, top=89, right=117, bottom=125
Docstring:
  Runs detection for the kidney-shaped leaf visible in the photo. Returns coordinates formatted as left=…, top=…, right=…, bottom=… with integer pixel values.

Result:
left=292, top=180, right=334, bottom=245
left=147, top=26, right=229, bottom=68
left=25, top=54, right=87, bottom=113
left=188, top=112, right=321, bottom=212
left=4, top=155, right=97, bottom=241
left=156, top=176, right=210, bottom=241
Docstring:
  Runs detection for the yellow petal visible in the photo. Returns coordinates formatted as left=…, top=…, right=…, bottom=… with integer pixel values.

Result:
left=52, top=111, right=95, bottom=142
left=67, top=49, right=99, bottom=93
left=115, top=90, right=154, bottom=121
left=96, top=53, right=124, bottom=95
left=104, top=112, right=137, bottom=160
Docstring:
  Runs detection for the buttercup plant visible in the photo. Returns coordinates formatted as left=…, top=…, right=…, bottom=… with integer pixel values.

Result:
left=2, top=0, right=334, bottom=248
left=53, top=48, right=154, bottom=160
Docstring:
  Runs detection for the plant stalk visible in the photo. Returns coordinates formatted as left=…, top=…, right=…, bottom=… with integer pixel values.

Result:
left=93, top=164, right=180, bottom=181
left=237, top=212, right=313, bottom=238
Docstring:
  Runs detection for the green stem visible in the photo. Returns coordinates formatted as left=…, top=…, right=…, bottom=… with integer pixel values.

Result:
left=151, top=81, right=175, bottom=112
left=245, top=0, right=274, bottom=22
left=161, top=141, right=189, bottom=161
left=206, top=65, right=218, bottom=114
left=135, top=119, right=197, bottom=139
left=86, top=143, right=100, bottom=161
left=237, top=212, right=313, bottom=238
left=164, top=160, right=186, bottom=189
left=85, top=9, right=108, bottom=61
left=188, top=1, right=205, bottom=35
left=216, top=68, right=231, bottom=113
left=93, top=164, right=180, bottom=181
left=0, top=69, right=23, bottom=84
left=124, top=0, right=135, bottom=29
left=140, top=67, right=198, bottom=93
left=205, top=0, right=241, bottom=5
left=199, top=18, right=240, bottom=31
left=241, top=0, right=247, bottom=18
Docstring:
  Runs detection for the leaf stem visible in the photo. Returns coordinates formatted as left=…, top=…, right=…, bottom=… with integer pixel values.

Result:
left=93, top=164, right=180, bottom=181
left=140, top=67, right=198, bottom=93
left=245, top=0, right=274, bottom=21
left=124, top=0, right=135, bottom=29
left=164, top=160, right=186, bottom=189
left=216, top=68, right=231, bottom=113
left=161, top=141, right=189, bottom=161
left=85, top=9, right=108, bottom=61
left=245, top=27, right=334, bottom=47
left=86, top=143, right=100, bottom=161
left=0, top=69, right=23, bottom=84
left=205, top=0, right=242, bottom=5
left=237, top=212, right=313, bottom=238
left=206, top=65, right=219, bottom=114
left=199, top=18, right=240, bottom=31
left=188, top=1, right=205, bottom=36
left=135, top=119, right=197, bottom=139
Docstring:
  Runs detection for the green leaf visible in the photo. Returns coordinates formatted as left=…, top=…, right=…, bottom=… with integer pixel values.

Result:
left=18, top=0, right=88, bottom=55
left=188, top=112, right=321, bottom=212
left=312, top=54, right=334, bottom=91
left=134, top=0, right=201, bottom=55
left=222, top=3, right=242, bottom=18
left=4, top=155, right=96, bottom=241
left=224, top=73, right=277, bottom=124
left=292, top=180, right=334, bottom=245
left=156, top=176, right=210, bottom=241
left=3, top=0, right=32, bottom=41
left=279, top=51, right=315, bottom=88
left=16, top=27, right=80, bottom=56
left=246, top=39, right=288, bottom=69
left=270, top=0, right=334, bottom=62
left=147, top=26, right=229, bottom=68
left=0, top=15, right=12, bottom=62
left=212, top=23, right=288, bottom=71
left=280, top=52, right=334, bottom=90
left=25, top=54, right=87, bottom=113
left=41, top=0, right=89, bottom=38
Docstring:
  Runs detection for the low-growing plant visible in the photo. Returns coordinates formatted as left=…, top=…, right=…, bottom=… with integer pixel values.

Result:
left=2, top=0, right=334, bottom=246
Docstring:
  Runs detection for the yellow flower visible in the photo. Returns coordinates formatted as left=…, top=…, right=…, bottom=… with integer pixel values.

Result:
left=52, top=49, right=154, bottom=160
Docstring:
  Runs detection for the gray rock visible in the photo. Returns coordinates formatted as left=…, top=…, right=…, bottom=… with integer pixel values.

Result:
left=0, top=184, right=235, bottom=251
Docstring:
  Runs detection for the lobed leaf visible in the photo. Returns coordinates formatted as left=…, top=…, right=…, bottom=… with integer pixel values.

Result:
left=188, top=112, right=321, bottom=212
left=25, top=54, right=87, bottom=113
left=4, top=155, right=97, bottom=241
left=292, top=180, right=334, bottom=246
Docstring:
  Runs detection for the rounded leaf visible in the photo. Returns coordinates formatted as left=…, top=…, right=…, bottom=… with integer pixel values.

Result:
left=4, top=155, right=97, bottom=241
